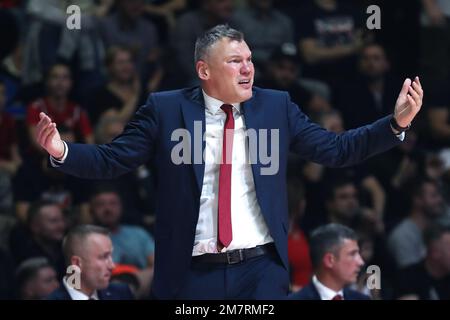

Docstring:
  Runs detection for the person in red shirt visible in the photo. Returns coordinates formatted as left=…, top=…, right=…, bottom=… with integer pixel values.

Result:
left=287, top=176, right=313, bottom=291
left=26, top=63, right=94, bottom=153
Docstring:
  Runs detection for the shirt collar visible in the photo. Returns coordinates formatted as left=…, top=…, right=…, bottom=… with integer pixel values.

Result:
left=312, top=275, right=344, bottom=300
left=202, top=90, right=241, bottom=115
left=63, top=277, right=99, bottom=300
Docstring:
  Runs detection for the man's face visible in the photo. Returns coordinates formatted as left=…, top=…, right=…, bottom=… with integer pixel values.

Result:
left=33, top=205, right=66, bottom=242
left=199, top=38, right=254, bottom=104
left=329, top=184, right=359, bottom=221
left=79, top=234, right=115, bottom=291
left=109, top=50, right=135, bottom=83
left=331, top=239, right=364, bottom=286
left=90, top=192, right=122, bottom=229
left=359, top=45, right=389, bottom=79
left=46, top=65, right=72, bottom=99
left=420, top=183, right=444, bottom=218
left=27, top=266, right=59, bottom=299
left=269, top=59, right=299, bottom=88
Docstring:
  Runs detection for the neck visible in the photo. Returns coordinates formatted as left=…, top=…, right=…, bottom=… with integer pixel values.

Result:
left=367, top=78, right=384, bottom=93
left=316, top=271, right=344, bottom=292
left=48, top=96, right=67, bottom=109
left=79, top=281, right=95, bottom=298
left=110, top=79, right=133, bottom=89
left=329, top=213, right=352, bottom=227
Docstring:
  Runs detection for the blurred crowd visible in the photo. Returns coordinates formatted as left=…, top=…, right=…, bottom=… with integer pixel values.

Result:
left=0, top=0, right=450, bottom=300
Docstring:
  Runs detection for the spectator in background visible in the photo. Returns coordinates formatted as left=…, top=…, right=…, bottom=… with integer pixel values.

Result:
left=89, top=186, right=155, bottom=298
left=257, top=43, right=331, bottom=117
left=98, top=0, right=160, bottom=81
left=86, top=46, right=144, bottom=125
left=1, top=42, right=29, bottom=116
left=171, top=0, right=235, bottom=85
left=16, top=257, right=59, bottom=300
left=48, top=224, right=134, bottom=300
left=425, top=81, right=450, bottom=150
left=287, top=176, right=312, bottom=292
left=13, top=125, right=90, bottom=223
left=395, top=221, right=450, bottom=300
left=0, top=79, right=22, bottom=213
left=144, top=0, right=187, bottom=43
left=289, top=223, right=369, bottom=300
left=9, top=200, right=66, bottom=277
left=295, top=0, right=367, bottom=87
left=89, top=113, right=155, bottom=226
left=231, top=0, right=293, bottom=77
left=22, top=0, right=110, bottom=94
left=420, top=0, right=450, bottom=88
left=367, top=130, right=423, bottom=229
left=388, top=177, right=446, bottom=269
left=95, top=114, right=126, bottom=145
left=26, top=63, right=94, bottom=151
left=110, top=264, right=141, bottom=298
left=334, top=43, right=399, bottom=129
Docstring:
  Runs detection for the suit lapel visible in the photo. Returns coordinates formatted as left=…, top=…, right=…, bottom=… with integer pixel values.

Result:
left=241, top=88, right=264, bottom=178
left=181, top=87, right=206, bottom=191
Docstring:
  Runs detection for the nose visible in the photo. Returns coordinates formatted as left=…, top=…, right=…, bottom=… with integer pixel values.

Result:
left=108, top=257, right=116, bottom=270
left=357, top=253, right=364, bottom=267
left=241, top=61, right=251, bottom=75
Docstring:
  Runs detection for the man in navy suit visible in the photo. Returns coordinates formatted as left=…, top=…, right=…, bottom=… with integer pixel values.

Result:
left=47, top=225, right=134, bottom=300
left=35, top=25, right=423, bottom=299
left=289, top=223, right=370, bottom=300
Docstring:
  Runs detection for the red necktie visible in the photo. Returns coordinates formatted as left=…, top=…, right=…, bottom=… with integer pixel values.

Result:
left=332, top=294, right=343, bottom=300
left=218, top=104, right=234, bottom=249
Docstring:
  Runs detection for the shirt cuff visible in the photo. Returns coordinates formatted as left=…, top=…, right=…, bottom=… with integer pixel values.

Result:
left=396, top=132, right=405, bottom=141
left=49, top=141, right=68, bottom=167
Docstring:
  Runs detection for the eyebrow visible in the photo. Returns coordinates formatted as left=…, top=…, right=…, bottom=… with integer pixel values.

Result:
left=226, top=55, right=252, bottom=59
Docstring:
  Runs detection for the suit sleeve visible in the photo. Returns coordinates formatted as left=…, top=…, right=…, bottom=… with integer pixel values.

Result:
left=286, top=92, right=402, bottom=167
left=54, top=94, right=159, bottom=179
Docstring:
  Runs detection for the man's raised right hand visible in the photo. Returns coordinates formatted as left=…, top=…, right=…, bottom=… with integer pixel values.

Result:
left=36, top=112, right=65, bottom=160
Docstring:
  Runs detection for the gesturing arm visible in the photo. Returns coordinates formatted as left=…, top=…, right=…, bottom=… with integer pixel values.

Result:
left=35, top=95, right=159, bottom=179
left=288, top=78, right=423, bottom=167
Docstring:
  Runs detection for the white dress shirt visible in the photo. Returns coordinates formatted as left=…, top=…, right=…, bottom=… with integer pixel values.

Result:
left=312, top=275, right=344, bottom=300
left=192, top=91, right=273, bottom=255
left=63, top=277, right=99, bottom=300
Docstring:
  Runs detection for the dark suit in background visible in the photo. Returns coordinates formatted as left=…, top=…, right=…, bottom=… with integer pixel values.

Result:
left=47, top=282, right=133, bottom=300
left=289, top=282, right=370, bottom=300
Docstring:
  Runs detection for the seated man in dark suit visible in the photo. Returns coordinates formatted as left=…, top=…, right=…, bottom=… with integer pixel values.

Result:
left=289, top=223, right=370, bottom=300
left=47, top=225, right=134, bottom=300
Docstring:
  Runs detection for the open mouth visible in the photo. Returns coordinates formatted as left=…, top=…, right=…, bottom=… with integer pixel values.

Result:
left=238, top=79, right=251, bottom=88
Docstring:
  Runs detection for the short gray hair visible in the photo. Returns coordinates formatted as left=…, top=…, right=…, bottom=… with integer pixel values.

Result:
left=309, top=223, right=358, bottom=269
left=62, top=224, right=110, bottom=264
left=194, top=24, right=244, bottom=63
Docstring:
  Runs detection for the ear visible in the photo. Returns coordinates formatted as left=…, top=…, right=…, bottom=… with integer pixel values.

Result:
left=70, top=255, right=82, bottom=269
left=322, top=252, right=335, bottom=269
left=196, top=61, right=209, bottom=80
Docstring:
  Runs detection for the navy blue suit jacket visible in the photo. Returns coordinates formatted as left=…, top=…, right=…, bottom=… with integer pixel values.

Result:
left=47, top=283, right=134, bottom=300
left=54, top=86, right=401, bottom=299
left=289, top=282, right=371, bottom=300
